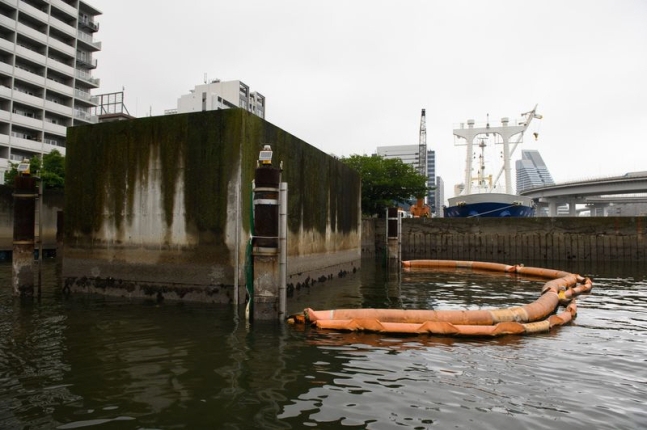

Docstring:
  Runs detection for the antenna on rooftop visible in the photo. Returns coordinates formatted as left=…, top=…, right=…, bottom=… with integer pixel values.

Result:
left=204, top=73, right=207, bottom=84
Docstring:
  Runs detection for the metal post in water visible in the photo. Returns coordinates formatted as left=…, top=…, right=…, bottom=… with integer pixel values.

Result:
left=398, top=209, right=402, bottom=264
left=234, top=182, right=240, bottom=307
left=37, top=176, right=43, bottom=294
left=12, top=166, right=37, bottom=297
left=279, top=182, right=288, bottom=319
left=387, top=207, right=400, bottom=268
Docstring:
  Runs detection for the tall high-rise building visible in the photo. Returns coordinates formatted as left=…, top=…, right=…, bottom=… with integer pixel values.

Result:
left=434, top=175, right=445, bottom=217
left=0, top=0, right=102, bottom=178
left=170, top=79, right=265, bottom=119
left=376, top=144, right=437, bottom=214
left=516, top=149, right=554, bottom=192
left=427, top=149, right=436, bottom=214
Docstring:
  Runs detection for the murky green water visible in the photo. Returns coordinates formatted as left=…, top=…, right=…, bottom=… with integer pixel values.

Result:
left=1, top=259, right=645, bottom=429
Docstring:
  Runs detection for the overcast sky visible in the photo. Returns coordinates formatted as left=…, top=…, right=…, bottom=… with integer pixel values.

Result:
left=91, top=0, right=647, bottom=197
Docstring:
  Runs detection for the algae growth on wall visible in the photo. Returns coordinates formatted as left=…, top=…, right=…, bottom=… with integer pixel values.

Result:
left=64, top=109, right=361, bottom=302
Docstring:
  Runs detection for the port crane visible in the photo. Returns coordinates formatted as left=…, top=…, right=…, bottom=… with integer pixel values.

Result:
left=410, top=109, right=431, bottom=217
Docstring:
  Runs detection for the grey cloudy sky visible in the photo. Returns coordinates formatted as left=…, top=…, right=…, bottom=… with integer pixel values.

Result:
left=91, top=0, right=647, bottom=195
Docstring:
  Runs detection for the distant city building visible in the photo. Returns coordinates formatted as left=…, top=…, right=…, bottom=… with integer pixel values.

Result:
left=516, top=150, right=555, bottom=192
left=377, top=144, right=419, bottom=167
left=435, top=176, right=445, bottom=217
left=515, top=149, right=570, bottom=216
left=376, top=144, right=437, bottom=214
left=427, top=149, right=436, bottom=214
left=0, top=0, right=102, bottom=179
left=169, top=79, right=265, bottom=119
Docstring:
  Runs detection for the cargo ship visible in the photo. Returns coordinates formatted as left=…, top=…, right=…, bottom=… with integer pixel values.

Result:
left=444, top=106, right=542, bottom=218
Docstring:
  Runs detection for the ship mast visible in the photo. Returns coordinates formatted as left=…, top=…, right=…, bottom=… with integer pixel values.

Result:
left=453, top=105, right=541, bottom=194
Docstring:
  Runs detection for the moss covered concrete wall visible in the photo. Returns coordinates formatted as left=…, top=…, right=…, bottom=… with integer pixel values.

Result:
left=63, top=109, right=361, bottom=302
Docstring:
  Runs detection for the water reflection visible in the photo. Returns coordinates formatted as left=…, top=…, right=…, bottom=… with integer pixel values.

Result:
left=0, top=260, right=646, bottom=429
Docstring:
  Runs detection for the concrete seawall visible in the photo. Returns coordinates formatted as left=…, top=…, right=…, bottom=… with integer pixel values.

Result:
left=364, top=217, right=647, bottom=263
left=62, top=109, right=362, bottom=303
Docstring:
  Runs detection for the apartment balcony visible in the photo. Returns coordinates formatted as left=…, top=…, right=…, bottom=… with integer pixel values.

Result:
left=18, top=1, right=48, bottom=25
left=11, top=89, right=45, bottom=109
left=0, top=37, right=15, bottom=56
left=78, top=17, right=99, bottom=33
left=48, top=37, right=76, bottom=58
left=43, top=119, right=67, bottom=134
left=0, top=14, right=15, bottom=31
left=13, top=67, right=46, bottom=87
left=49, top=16, right=76, bottom=38
left=73, top=109, right=97, bottom=124
left=0, top=84, right=10, bottom=99
left=0, top=61, right=11, bottom=78
left=0, top=108, right=10, bottom=121
left=0, top=0, right=18, bottom=8
left=51, top=0, right=77, bottom=18
left=43, top=140, right=66, bottom=154
left=11, top=112, right=44, bottom=129
left=74, top=88, right=95, bottom=102
left=47, top=57, right=75, bottom=76
left=45, top=78, right=74, bottom=96
left=77, top=31, right=101, bottom=51
left=17, top=22, right=48, bottom=45
left=76, top=55, right=97, bottom=69
left=9, top=134, right=45, bottom=153
left=15, top=45, right=47, bottom=66
left=0, top=132, right=9, bottom=146
left=75, top=69, right=100, bottom=88
left=44, top=99, right=73, bottom=117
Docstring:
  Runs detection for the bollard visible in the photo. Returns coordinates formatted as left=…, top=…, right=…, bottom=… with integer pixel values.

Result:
left=13, top=175, right=37, bottom=296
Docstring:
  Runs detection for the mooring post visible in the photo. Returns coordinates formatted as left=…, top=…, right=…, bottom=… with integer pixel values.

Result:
left=12, top=171, right=37, bottom=297
left=252, top=145, right=283, bottom=320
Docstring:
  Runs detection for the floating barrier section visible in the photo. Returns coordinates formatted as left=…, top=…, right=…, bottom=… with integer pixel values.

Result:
left=289, top=260, right=593, bottom=337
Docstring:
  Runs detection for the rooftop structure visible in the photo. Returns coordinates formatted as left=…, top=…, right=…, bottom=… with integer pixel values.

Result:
left=0, top=0, right=102, bottom=178
left=93, top=90, right=134, bottom=122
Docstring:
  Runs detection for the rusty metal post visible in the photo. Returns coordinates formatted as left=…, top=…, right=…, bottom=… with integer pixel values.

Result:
left=252, top=163, right=281, bottom=320
left=12, top=175, right=37, bottom=296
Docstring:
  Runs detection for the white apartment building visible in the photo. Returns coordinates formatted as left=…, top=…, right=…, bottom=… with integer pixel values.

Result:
left=171, top=79, right=265, bottom=119
left=0, top=0, right=101, bottom=178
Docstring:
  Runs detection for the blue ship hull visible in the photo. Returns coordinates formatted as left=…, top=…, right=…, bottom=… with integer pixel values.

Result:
left=444, top=193, right=535, bottom=218
left=444, top=202, right=535, bottom=218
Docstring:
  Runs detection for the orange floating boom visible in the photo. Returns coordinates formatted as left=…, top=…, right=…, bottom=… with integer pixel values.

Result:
left=290, top=260, right=592, bottom=337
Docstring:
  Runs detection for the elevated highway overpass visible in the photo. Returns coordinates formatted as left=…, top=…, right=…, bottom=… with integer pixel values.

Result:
left=519, top=171, right=647, bottom=216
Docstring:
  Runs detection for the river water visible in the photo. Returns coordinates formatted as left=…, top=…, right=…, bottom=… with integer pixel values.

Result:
left=0, top=259, right=645, bottom=429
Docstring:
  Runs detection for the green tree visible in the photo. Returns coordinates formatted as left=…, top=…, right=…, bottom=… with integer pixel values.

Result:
left=4, top=150, right=65, bottom=189
left=341, top=154, right=429, bottom=216
left=40, top=149, right=65, bottom=189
